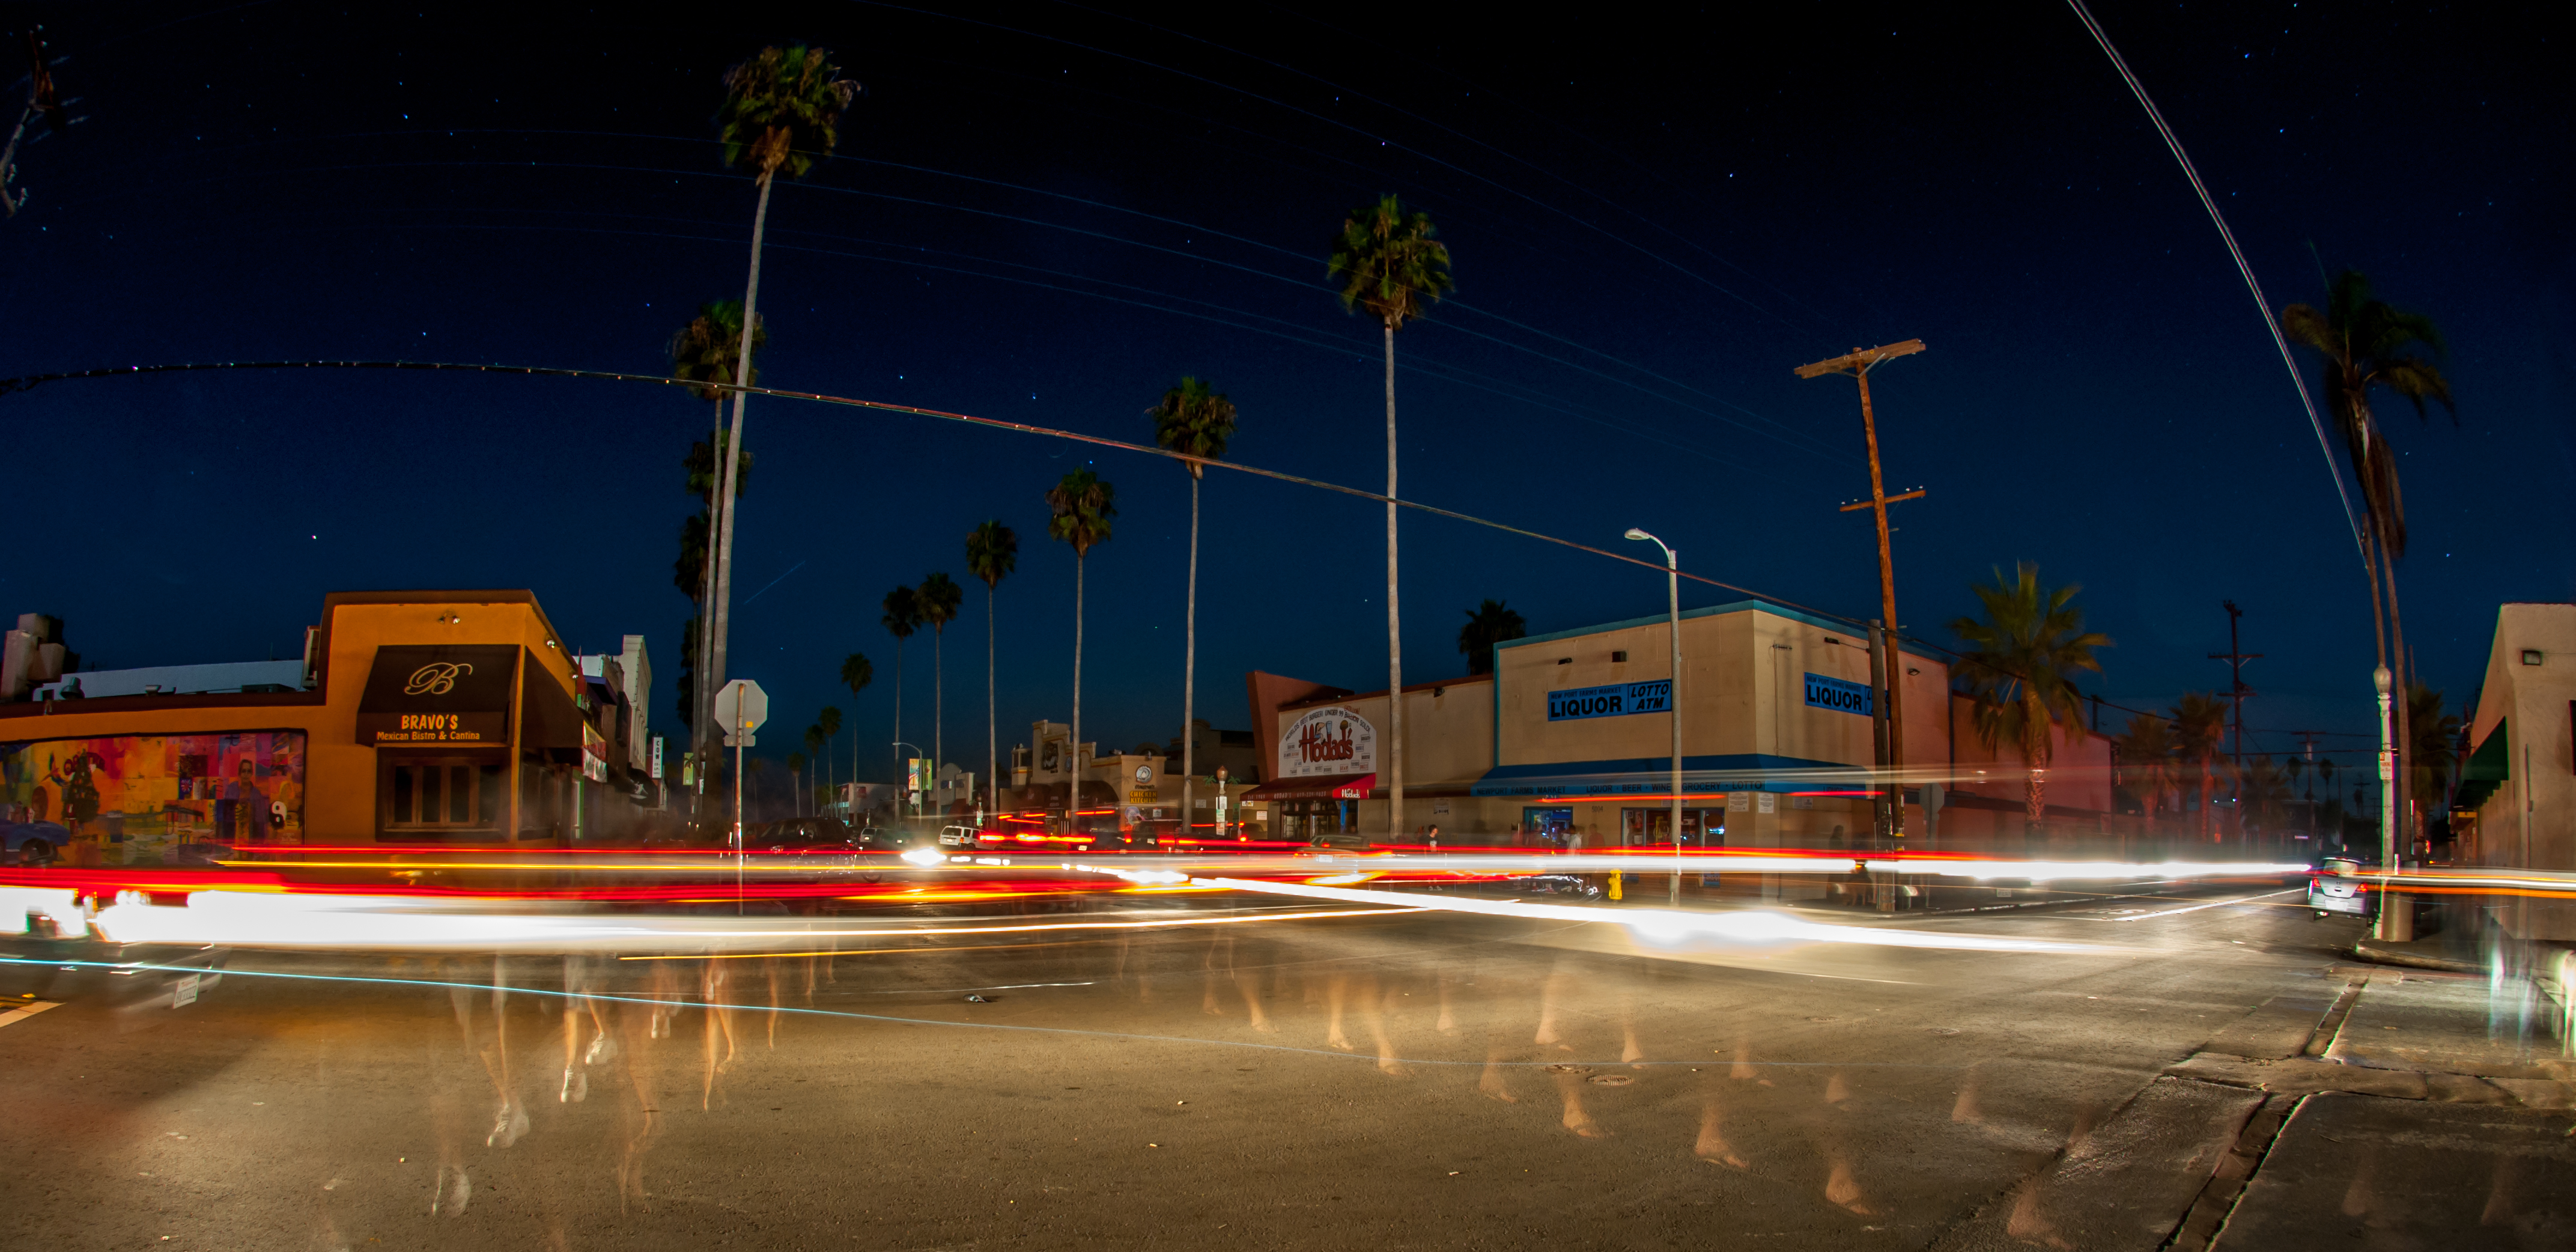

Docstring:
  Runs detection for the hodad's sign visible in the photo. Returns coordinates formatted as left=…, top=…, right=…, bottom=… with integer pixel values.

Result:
left=1278, top=705, right=1377, bottom=779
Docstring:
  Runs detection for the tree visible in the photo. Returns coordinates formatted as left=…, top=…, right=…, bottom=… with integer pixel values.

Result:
left=2114, top=713, right=2177, bottom=821
left=1149, top=376, right=1238, bottom=833
left=2282, top=270, right=2456, bottom=871
left=2238, top=756, right=2293, bottom=837
left=838, top=653, right=872, bottom=788
left=786, top=750, right=807, bottom=818
left=2405, top=683, right=2461, bottom=849
left=815, top=705, right=842, bottom=809
left=2169, top=693, right=2229, bottom=843
left=917, top=571, right=964, bottom=785
left=1948, top=563, right=2110, bottom=836
left=1457, top=598, right=1527, bottom=676
left=882, top=586, right=921, bottom=788
left=965, top=521, right=1019, bottom=812
left=702, top=44, right=858, bottom=801
left=1046, top=469, right=1117, bottom=805
left=801, top=725, right=826, bottom=816
left=1329, top=193, right=1453, bottom=834
left=670, top=343, right=753, bottom=776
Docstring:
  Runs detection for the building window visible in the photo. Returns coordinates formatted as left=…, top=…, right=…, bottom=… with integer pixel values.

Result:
left=383, top=755, right=504, bottom=834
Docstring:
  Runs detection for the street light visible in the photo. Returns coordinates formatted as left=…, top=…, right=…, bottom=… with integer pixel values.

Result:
left=2371, top=666, right=2408, bottom=941
left=1626, top=527, right=1684, bottom=907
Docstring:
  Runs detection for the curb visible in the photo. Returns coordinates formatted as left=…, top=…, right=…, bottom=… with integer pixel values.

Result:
left=2345, top=942, right=2482, bottom=976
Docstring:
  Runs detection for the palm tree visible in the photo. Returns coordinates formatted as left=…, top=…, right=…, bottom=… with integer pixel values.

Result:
left=1149, top=377, right=1239, bottom=831
left=1329, top=193, right=1453, bottom=833
left=2238, top=756, right=2293, bottom=837
left=1457, top=599, right=1527, bottom=676
left=2168, top=693, right=2229, bottom=843
left=2113, top=713, right=2177, bottom=821
left=1046, top=470, right=1117, bottom=804
left=838, top=653, right=872, bottom=788
left=917, top=571, right=964, bottom=785
left=815, top=705, right=842, bottom=809
left=702, top=44, right=859, bottom=789
left=1947, top=563, right=2110, bottom=837
left=786, top=750, right=808, bottom=818
left=2405, top=683, right=2461, bottom=850
left=965, top=521, right=1019, bottom=812
left=2282, top=270, right=2455, bottom=868
left=670, top=300, right=764, bottom=763
left=882, top=586, right=921, bottom=788
left=801, top=725, right=827, bottom=816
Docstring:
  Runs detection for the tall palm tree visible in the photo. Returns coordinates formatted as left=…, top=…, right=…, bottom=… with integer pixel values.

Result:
left=1457, top=598, right=1528, bottom=676
left=1947, top=563, right=2110, bottom=836
left=2168, top=693, right=2229, bottom=843
left=669, top=296, right=759, bottom=792
left=965, top=521, right=1019, bottom=812
left=703, top=44, right=859, bottom=789
left=917, top=571, right=964, bottom=785
left=786, top=749, right=807, bottom=818
left=838, top=653, right=872, bottom=790
left=1329, top=193, right=1453, bottom=834
left=881, top=586, right=921, bottom=790
left=2114, top=713, right=2177, bottom=821
left=801, top=725, right=826, bottom=816
left=1046, top=470, right=1116, bottom=807
left=2282, top=270, right=2455, bottom=868
left=1149, top=377, right=1238, bottom=832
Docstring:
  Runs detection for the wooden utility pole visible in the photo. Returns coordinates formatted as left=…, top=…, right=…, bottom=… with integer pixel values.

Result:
left=2209, top=600, right=2262, bottom=770
left=1797, top=339, right=1925, bottom=837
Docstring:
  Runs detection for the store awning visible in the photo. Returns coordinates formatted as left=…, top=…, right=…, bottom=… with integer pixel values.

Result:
left=1469, top=753, right=1868, bottom=798
left=2455, top=720, right=2510, bottom=811
left=520, top=659, right=585, bottom=755
left=1240, top=773, right=1378, bottom=801
left=354, top=645, right=520, bottom=748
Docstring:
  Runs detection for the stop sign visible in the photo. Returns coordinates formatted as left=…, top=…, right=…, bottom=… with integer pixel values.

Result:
left=714, top=679, right=768, bottom=745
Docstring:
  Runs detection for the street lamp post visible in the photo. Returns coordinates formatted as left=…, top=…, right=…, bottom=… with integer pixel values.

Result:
left=1626, top=528, right=1684, bottom=907
left=2372, top=665, right=2410, bottom=941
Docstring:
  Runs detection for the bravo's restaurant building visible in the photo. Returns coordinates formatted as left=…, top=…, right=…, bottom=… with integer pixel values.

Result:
left=1242, top=598, right=2113, bottom=852
left=0, top=591, right=650, bottom=862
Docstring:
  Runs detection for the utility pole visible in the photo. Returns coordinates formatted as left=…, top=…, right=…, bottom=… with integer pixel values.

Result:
left=1797, top=339, right=1925, bottom=836
left=2208, top=600, right=2263, bottom=770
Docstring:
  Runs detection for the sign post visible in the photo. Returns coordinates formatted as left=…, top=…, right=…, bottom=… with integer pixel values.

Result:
left=714, top=679, right=768, bottom=913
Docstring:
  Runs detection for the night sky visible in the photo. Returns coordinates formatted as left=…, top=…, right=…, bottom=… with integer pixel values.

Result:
left=2, top=2, right=2566, bottom=788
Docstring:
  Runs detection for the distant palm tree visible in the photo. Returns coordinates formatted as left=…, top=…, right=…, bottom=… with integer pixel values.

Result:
left=1457, top=599, right=1527, bottom=676
left=882, top=586, right=922, bottom=788
left=802, top=725, right=827, bottom=815
left=669, top=297, right=758, bottom=784
left=2114, top=713, right=2177, bottom=821
left=786, top=750, right=808, bottom=817
left=1329, top=193, right=1453, bottom=833
left=2238, top=756, right=2293, bottom=836
left=2405, top=683, right=2461, bottom=849
left=1948, top=563, right=2109, bottom=836
left=702, top=44, right=859, bottom=792
left=2168, top=693, right=2229, bottom=843
left=965, top=521, right=1019, bottom=811
left=2282, top=270, right=2455, bottom=864
left=1149, top=377, right=1239, bottom=831
left=838, top=653, right=872, bottom=788
left=815, top=705, right=842, bottom=807
left=917, top=572, right=964, bottom=783
left=1046, top=470, right=1117, bottom=797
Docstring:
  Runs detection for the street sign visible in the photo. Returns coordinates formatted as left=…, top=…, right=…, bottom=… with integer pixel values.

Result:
left=714, top=679, right=768, bottom=746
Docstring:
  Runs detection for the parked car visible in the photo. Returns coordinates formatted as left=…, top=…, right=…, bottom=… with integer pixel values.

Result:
left=2309, top=857, right=2369, bottom=918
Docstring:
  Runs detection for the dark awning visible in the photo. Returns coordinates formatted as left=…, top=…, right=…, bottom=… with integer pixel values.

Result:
left=1469, top=753, right=1867, bottom=798
left=521, top=658, right=585, bottom=755
left=2455, top=720, right=2510, bottom=811
left=354, top=645, right=520, bottom=748
left=1240, top=773, right=1378, bottom=801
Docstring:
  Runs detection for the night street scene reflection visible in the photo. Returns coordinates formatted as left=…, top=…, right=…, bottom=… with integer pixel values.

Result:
left=2, top=3, right=2571, bottom=1248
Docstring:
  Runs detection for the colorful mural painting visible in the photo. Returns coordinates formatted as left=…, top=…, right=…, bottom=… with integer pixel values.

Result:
left=1, top=731, right=305, bottom=864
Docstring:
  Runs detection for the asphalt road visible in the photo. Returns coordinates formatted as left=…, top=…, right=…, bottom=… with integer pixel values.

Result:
left=1, top=886, right=2563, bottom=1250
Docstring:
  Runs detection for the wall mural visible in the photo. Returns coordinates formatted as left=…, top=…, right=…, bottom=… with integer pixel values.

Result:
left=0, top=731, right=306, bottom=864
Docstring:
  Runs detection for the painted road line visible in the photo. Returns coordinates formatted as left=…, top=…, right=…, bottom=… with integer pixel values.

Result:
left=0, top=1000, right=62, bottom=1029
left=2103, top=889, right=2301, bottom=922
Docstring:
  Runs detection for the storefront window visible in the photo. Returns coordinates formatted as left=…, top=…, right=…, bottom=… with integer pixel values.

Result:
left=1621, top=807, right=1726, bottom=848
left=383, top=755, right=505, bottom=836
left=1520, top=806, right=1574, bottom=848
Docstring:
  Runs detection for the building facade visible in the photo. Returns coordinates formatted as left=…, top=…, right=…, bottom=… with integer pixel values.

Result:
left=2460, top=603, right=2575, bottom=941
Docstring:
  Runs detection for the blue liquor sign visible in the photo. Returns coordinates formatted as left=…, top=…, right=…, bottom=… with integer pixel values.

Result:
left=1803, top=672, right=1873, bottom=716
left=1546, top=679, right=1672, bottom=721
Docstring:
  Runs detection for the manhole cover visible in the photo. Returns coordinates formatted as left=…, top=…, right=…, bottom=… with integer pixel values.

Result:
left=1587, top=1074, right=1634, bottom=1086
left=1925, top=1027, right=1960, bottom=1036
left=1544, top=1063, right=1589, bottom=1074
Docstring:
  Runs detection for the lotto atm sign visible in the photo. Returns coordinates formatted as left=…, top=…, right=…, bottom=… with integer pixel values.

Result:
left=1545, top=680, right=1671, bottom=722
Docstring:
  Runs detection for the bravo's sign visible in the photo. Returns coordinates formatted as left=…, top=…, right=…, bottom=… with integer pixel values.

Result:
left=1278, top=706, right=1376, bottom=779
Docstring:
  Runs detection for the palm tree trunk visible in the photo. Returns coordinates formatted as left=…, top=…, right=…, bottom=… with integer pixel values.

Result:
left=893, top=639, right=904, bottom=799
left=708, top=171, right=775, bottom=785
left=1382, top=319, right=1404, bottom=838
left=2022, top=695, right=2047, bottom=836
left=2385, top=543, right=2414, bottom=863
left=2202, top=761, right=2216, bottom=843
left=696, top=404, right=723, bottom=813
left=934, top=625, right=944, bottom=811
left=986, top=584, right=997, bottom=818
left=1182, top=469, right=1200, bottom=839
left=1072, top=552, right=1085, bottom=833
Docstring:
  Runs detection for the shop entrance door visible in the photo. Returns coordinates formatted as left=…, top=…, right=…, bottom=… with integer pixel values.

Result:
left=1520, top=806, right=1574, bottom=849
